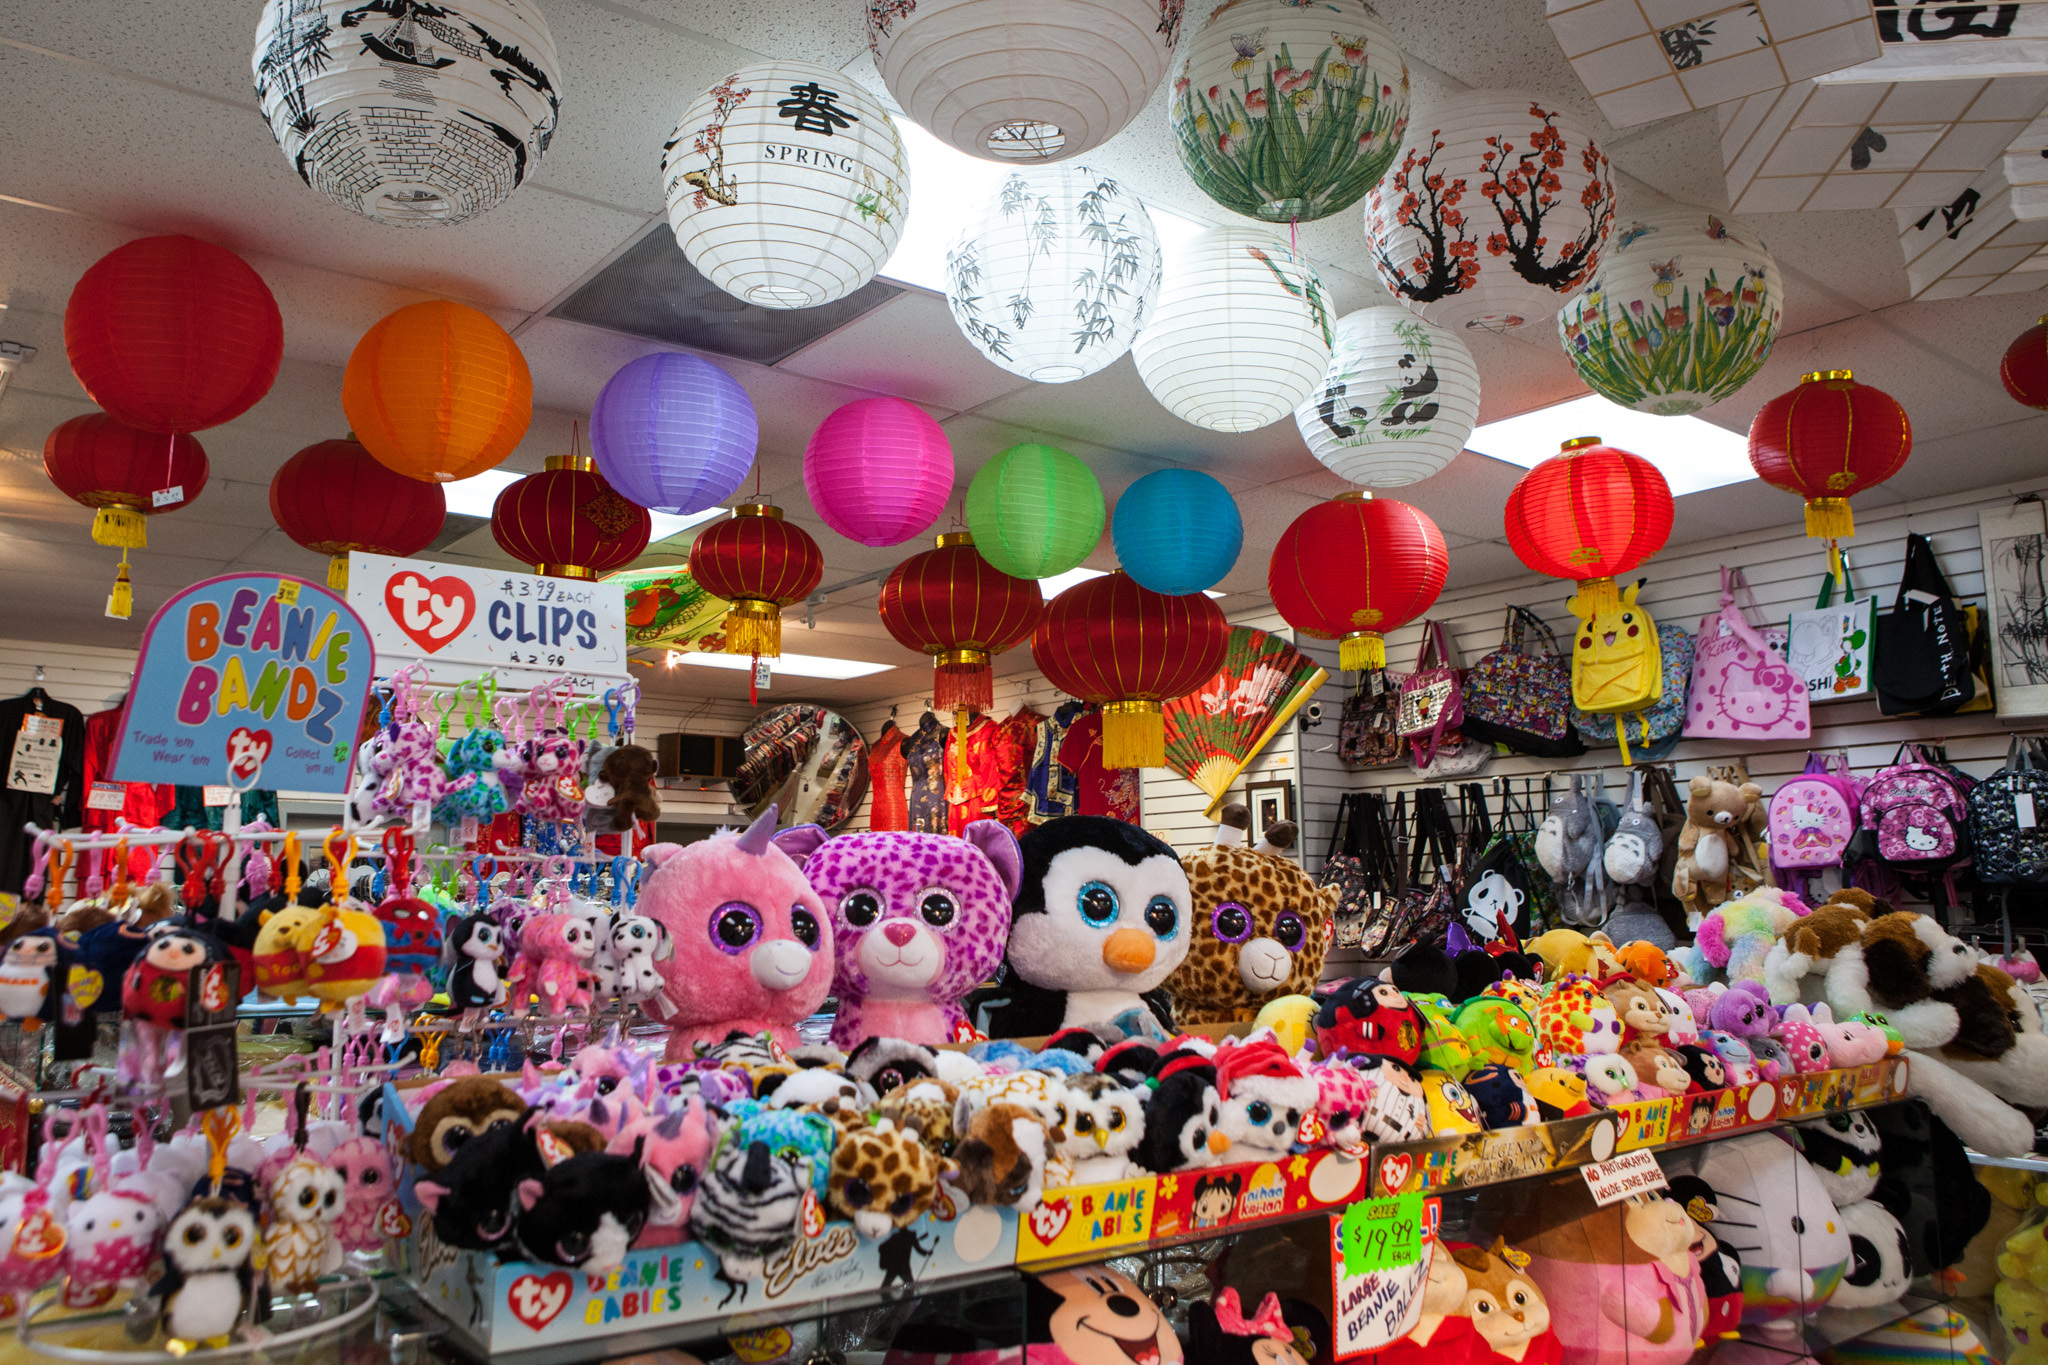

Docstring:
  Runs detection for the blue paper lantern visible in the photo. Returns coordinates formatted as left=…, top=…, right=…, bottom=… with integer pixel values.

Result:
left=1111, top=468, right=1242, bottom=596
left=590, top=352, right=758, bottom=516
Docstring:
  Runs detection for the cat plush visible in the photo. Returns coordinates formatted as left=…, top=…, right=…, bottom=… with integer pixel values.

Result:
left=783, top=822, right=1020, bottom=1049
left=514, top=1130, right=650, bottom=1274
left=1167, top=809, right=1334, bottom=1025
left=1670, top=1131, right=1849, bottom=1322
left=640, top=806, right=836, bottom=1059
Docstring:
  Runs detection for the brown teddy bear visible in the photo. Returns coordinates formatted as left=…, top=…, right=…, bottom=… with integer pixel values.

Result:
left=1761, top=889, right=1887, bottom=1006
left=1671, top=776, right=1763, bottom=922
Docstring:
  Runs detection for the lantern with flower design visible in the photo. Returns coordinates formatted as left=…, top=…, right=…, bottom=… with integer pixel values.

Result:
left=1032, top=572, right=1229, bottom=768
left=1268, top=493, right=1446, bottom=671
left=490, top=455, right=651, bottom=580
left=688, top=504, right=825, bottom=699
left=1747, top=370, right=1911, bottom=555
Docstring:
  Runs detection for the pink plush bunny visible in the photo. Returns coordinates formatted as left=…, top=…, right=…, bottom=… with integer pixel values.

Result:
left=507, top=913, right=596, bottom=1015
left=1801, top=1002, right=1889, bottom=1067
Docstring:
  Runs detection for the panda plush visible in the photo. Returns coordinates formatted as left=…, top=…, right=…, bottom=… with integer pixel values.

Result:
left=968, top=816, right=1191, bottom=1039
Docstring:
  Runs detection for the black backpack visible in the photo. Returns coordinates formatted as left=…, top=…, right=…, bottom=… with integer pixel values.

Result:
left=1969, top=736, right=2048, bottom=886
left=1875, top=533, right=1976, bottom=716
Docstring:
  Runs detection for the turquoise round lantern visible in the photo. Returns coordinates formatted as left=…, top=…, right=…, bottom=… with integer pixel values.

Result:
left=1111, top=468, right=1242, bottom=596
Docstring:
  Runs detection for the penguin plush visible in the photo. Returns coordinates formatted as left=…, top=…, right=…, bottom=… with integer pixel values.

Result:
left=968, top=816, right=1191, bottom=1039
left=153, top=1196, right=259, bottom=1350
left=1134, top=1055, right=1229, bottom=1173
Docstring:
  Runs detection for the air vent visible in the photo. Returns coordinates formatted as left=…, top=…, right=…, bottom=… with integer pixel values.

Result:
left=551, top=223, right=903, bottom=366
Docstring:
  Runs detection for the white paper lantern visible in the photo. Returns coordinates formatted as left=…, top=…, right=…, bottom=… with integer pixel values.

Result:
left=1556, top=199, right=1783, bottom=415
left=253, top=0, right=561, bottom=228
left=1171, top=0, right=1409, bottom=222
left=944, top=165, right=1162, bottom=383
left=1363, top=91, right=1616, bottom=334
left=664, top=61, right=909, bottom=310
left=866, top=0, right=1180, bottom=162
left=1131, top=226, right=1333, bottom=433
left=1294, top=307, right=1479, bottom=487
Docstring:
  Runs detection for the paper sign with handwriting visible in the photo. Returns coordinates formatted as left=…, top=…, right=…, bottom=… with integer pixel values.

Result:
left=1581, top=1148, right=1668, bottom=1207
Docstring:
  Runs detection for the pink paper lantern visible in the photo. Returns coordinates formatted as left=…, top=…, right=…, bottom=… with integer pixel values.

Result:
left=802, top=396, right=955, bottom=547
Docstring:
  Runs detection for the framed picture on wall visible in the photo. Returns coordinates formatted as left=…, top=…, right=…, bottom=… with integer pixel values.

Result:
left=1979, top=500, right=2048, bottom=718
left=1246, top=779, right=1296, bottom=847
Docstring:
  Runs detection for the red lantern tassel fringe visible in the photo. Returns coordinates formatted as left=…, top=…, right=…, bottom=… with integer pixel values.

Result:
left=723, top=600, right=782, bottom=659
left=1101, top=700, right=1165, bottom=770
left=328, top=555, right=350, bottom=593
left=1805, top=497, right=1854, bottom=541
left=91, top=506, right=147, bottom=550
left=1339, top=631, right=1385, bottom=673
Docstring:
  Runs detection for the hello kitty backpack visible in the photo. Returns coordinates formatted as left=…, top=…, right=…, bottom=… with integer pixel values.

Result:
left=1768, top=752, right=1858, bottom=896
left=1861, top=742, right=1973, bottom=876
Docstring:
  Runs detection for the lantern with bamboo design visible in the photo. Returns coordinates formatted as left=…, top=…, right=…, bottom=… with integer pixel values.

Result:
left=1031, top=571, right=1229, bottom=768
left=688, top=504, right=825, bottom=698
left=43, top=413, right=209, bottom=620
left=491, top=455, right=651, bottom=580
left=1503, top=436, right=1673, bottom=614
left=1268, top=492, right=1447, bottom=671
left=269, top=437, right=446, bottom=591
left=1747, top=370, right=1911, bottom=557
left=880, top=530, right=1043, bottom=729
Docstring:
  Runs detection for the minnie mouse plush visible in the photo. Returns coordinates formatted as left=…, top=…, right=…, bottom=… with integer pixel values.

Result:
left=1186, top=1290, right=1316, bottom=1365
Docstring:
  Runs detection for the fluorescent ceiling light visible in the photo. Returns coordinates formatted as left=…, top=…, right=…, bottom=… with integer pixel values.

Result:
left=664, top=650, right=895, bottom=680
left=1036, top=566, right=1224, bottom=599
left=443, top=469, right=722, bottom=541
left=1465, top=393, right=1755, bottom=497
left=880, top=119, right=1210, bottom=295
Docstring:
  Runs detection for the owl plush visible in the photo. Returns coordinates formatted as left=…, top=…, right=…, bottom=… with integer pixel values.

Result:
left=264, top=1154, right=345, bottom=1293
left=153, top=1197, right=258, bottom=1350
left=1166, top=809, right=1334, bottom=1026
left=1055, top=1072, right=1145, bottom=1184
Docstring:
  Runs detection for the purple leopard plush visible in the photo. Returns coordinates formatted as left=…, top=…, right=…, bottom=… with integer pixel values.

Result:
left=777, top=821, right=1021, bottom=1050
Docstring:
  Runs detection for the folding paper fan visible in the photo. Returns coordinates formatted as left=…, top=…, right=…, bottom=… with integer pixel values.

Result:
left=613, top=565, right=729, bottom=652
left=1164, top=627, right=1328, bottom=818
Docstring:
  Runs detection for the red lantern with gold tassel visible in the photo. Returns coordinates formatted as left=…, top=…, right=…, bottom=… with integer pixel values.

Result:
left=688, top=504, right=825, bottom=701
left=1504, top=437, right=1673, bottom=615
left=1268, top=493, right=1448, bottom=672
left=1032, top=572, right=1229, bottom=769
left=43, top=412, right=209, bottom=619
left=491, top=454, right=651, bottom=579
left=1747, top=370, right=1910, bottom=560
left=880, top=531, right=1043, bottom=763
left=269, top=438, right=447, bottom=591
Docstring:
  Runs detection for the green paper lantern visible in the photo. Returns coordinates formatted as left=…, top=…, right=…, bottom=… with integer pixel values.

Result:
left=964, top=443, right=1105, bottom=579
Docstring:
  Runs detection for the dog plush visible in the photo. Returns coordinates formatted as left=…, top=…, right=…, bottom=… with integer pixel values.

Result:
left=1762, top=889, right=1880, bottom=1006
left=947, top=1102, right=1051, bottom=1210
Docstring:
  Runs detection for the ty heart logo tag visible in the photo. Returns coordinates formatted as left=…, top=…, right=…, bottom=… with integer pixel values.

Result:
left=200, top=964, right=229, bottom=1013
left=1377, top=1152, right=1413, bottom=1194
left=225, top=727, right=272, bottom=783
left=507, top=1272, right=573, bottom=1332
left=383, top=571, right=476, bottom=655
left=374, top=1201, right=411, bottom=1238
left=65, top=967, right=102, bottom=1011
left=1296, top=1110, right=1326, bottom=1146
left=1029, top=1197, right=1072, bottom=1244
left=12, top=1209, right=62, bottom=1260
left=801, top=1189, right=825, bottom=1238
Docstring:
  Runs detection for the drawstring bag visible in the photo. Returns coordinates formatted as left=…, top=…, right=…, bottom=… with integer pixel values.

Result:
left=1683, top=566, right=1811, bottom=741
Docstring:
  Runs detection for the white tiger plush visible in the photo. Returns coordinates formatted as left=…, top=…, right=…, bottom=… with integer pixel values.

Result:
left=687, top=1107, right=833, bottom=1297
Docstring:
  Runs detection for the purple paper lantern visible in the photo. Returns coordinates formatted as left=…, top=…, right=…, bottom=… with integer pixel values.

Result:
left=590, top=352, right=758, bottom=516
left=802, top=396, right=954, bottom=547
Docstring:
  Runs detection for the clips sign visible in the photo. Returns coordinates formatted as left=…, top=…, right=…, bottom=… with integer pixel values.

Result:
left=111, top=575, right=375, bottom=795
left=347, top=553, right=629, bottom=684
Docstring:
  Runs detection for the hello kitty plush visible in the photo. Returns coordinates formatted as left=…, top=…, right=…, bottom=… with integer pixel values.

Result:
left=62, top=1185, right=161, bottom=1307
left=1673, top=1131, right=1849, bottom=1322
left=1655, top=988, right=1701, bottom=1047
left=780, top=823, right=1020, bottom=1049
left=640, top=806, right=836, bottom=1059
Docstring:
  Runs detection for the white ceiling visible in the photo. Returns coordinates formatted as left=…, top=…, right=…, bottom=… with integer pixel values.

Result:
left=0, top=0, right=2045, bottom=713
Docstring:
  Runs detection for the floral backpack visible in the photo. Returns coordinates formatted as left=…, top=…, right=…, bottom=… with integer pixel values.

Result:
left=1768, top=752, right=1859, bottom=897
left=1860, top=743, right=1974, bottom=875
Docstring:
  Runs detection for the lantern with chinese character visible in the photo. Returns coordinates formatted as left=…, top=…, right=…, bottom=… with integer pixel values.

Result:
left=1032, top=572, right=1230, bottom=768
left=43, top=413, right=210, bottom=620
left=269, top=438, right=447, bottom=591
left=1747, top=370, right=1911, bottom=549
left=963, top=442, right=1105, bottom=579
left=879, top=532, right=1042, bottom=720
left=1504, top=437, right=1673, bottom=613
left=803, top=397, right=954, bottom=547
left=688, top=503, right=825, bottom=674
left=491, top=455, right=651, bottom=579
left=343, top=301, right=533, bottom=483
left=664, top=61, right=909, bottom=310
left=65, top=235, right=283, bottom=434
left=1268, top=493, right=1446, bottom=671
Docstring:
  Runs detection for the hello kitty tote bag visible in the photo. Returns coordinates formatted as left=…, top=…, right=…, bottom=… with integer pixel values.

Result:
left=1683, top=567, right=1810, bottom=741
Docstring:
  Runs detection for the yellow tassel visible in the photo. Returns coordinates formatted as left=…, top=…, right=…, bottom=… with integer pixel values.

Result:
left=723, top=600, right=781, bottom=657
left=1570, top=577, right=1620, bottom=616
left=1339, top=631, right=1385, bottom=672
left=1101, top=700, right=1164, bottom=770
left=91, top=505, right=147, bottom=550
left=327, top=556, right=350, bottom=592
left=105, top=560, right=132, bottom=621
left=1806, top=498, right=1854, bottom=541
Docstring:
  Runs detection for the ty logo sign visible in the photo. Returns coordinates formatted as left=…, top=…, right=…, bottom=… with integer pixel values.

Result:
left=225, top=727, right=271, bottom=782
left=1029, top=1197, right=1072, bottom=1244
left=383, top=571, right=475, bottom=654
left=506, top=1272, right=573, bottom=1332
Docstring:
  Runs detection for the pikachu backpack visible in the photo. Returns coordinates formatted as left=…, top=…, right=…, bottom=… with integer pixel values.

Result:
left=1567, top=580, right=1692, bottom=764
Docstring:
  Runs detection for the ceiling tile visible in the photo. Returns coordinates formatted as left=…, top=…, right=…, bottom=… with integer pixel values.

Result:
left=778, top=291, right=1033, bottom=413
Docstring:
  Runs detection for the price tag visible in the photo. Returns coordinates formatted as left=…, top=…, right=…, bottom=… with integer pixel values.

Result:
left=201, top=785, right=234, bottom=808
left=275, top=580, right=300, bottom=606
left=6, top=731, right=59, bottom=795
left=752, top=658, right=772, bottom=691
left=20, top=716, right=59, bottom=739
left=459, top=817, right=479, bottom=845
left=152, top=486, right=184, bottom=509
left=1331, top=1196, right=1435, bottom=1361
left=1580, top=1148, right=1668, bottom=1207
left=85, top=781, right=126, bottom=812
left=2019, top=793, right=2037, bottom=830
left=1340, top=1193, right=1425, bottom=1276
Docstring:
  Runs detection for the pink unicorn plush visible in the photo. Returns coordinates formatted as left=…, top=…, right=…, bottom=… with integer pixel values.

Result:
left=640, top=806, right=835, bottom=1059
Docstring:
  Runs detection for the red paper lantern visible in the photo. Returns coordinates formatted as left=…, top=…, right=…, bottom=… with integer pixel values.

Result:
left=1504, top=437, right=1673, bottom=613
left=688, top=504, right=826, bottom=668
left=1269, top=493, right=1448, bottom=672
left=879, top=532, right=1043, bottom=716
left=269, top=438, right=447, bottom=591
left=1031, top=572, right=1229, bottom=769
left=1747, top=369, right=1911, bottom=545
left=64, top=235, right=283, bottom=434
left=43, top=412, right=210, bottom=619
left=2002, top=318, right=2048, bottom=409
left=491, top=455, right=651, bottom=580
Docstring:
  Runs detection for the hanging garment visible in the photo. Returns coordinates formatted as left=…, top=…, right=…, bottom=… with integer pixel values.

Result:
left=994, top=708, right=1041, bottom=836
left=1060, top=712, right=1140, bottom=823
left=903, top=711, right=949, bottom=835
left=0, top=689, right=85, bottom=895
left=81, top=705, right=172, bottom=834
left=944, top=715, right=1006, bottom=835
left=867, top=721, right=908, bottom=833
left=1025, top=700, right=1086, bottom=823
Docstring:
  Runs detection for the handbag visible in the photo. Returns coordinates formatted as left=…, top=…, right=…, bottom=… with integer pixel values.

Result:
left=1355, top=792, right=1411, bottom=959
left=1318, top=793, right=1382, bottom=949
left=1968, top=736, right=2048, bottom=886
left=1337, top=670, right=1407, bottom=768
left=1769, top=556, right=1874, bottom=703
left=1683, top=566, right=1811, bottom=740
left=1461, top=606, right=1585, bottom=757
left=1876, top=532, right=1975, bottom=716
left=1397, top=621, right=1465, bottom=767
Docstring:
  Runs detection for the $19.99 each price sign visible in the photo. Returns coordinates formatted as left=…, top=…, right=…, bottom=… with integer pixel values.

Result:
left=1331, top=1194, right=1437, bottom=1361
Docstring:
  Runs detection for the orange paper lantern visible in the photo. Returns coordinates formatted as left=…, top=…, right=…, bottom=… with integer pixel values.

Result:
left=342, top=301, right=533, bottom=483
